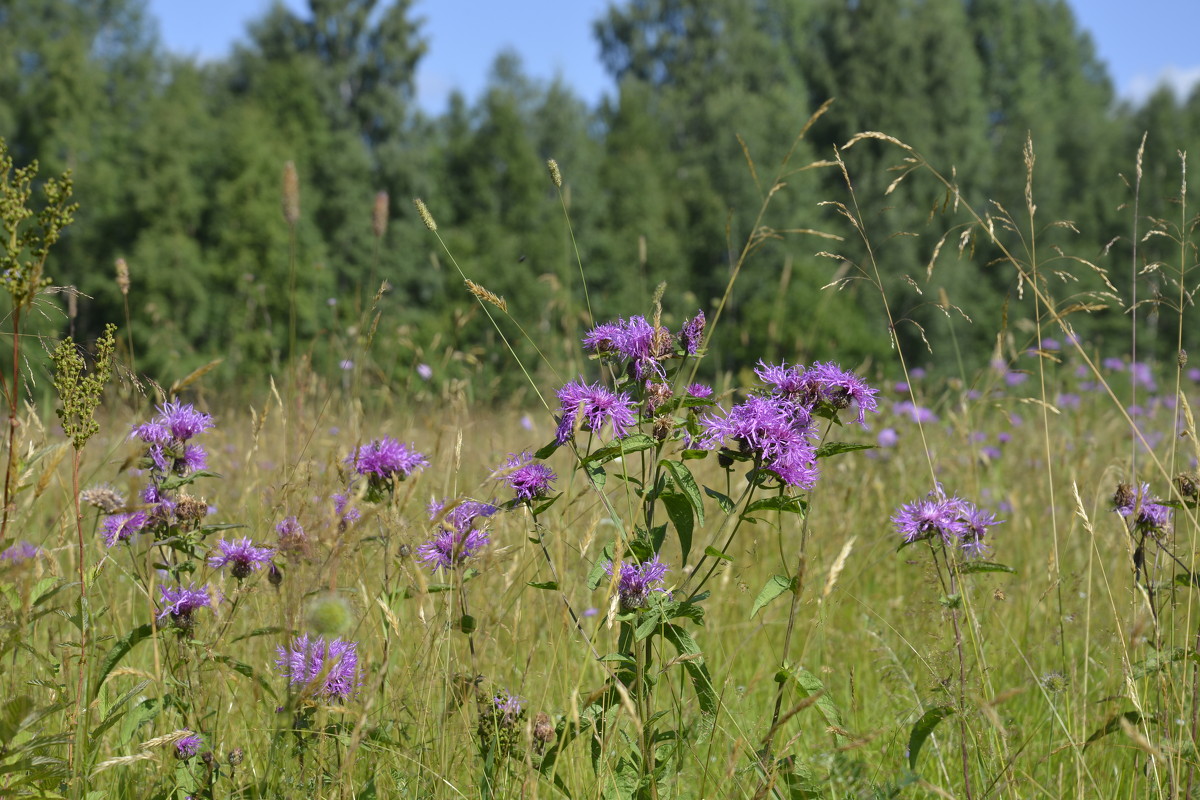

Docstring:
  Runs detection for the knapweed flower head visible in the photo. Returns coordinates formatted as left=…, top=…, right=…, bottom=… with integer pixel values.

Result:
left=332, top=492, right=361, bottom=527
left=582, top=315, right=674, bottom=379
left=491, top=691, right=525, bottom=728
left=604, top=555, right=669, bottom=610
left=429, top=497, right=500, bottom=534
left=892, top=486, right=1002, bottom=558
left=680, top=310, right=705, bottom=355
left=80, top=484, right=125, bottom=513
left=700, top=393, right=819, bottom=489
left=157, top=583, right=212, bottom=630
left=686, top=382, right=713, bottom=400
left=418, top=528, right=489, bottom=572
left=275, top=634, right=359, bottom=701
left=1114, top=482, right=1172, bottom=534
left=102, top=510, right=148, bottom=547
left=346, top=437, right=428, bottom=482
left=208, top=537, right=274, bottom=579
left=275, top=516, right=307, bottom=556
left=175, top=731, right=202, bottom=760
left=754, top=360, right=878, bottom=426
left=493, top=451, right=556, bottom=502
left=0, top=541, right=40, bottom=564
left=132, top=401, right=214, bottom=445
left=555, top=380, right=637, bottom=444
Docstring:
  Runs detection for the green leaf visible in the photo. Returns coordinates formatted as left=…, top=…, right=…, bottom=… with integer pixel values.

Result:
left=661, top=493, right=694, bottom=565
left=814, top=441, right=875, bottom=459
left=775, top=664, right=848, bottom=747
left=534, top=439, right=561, bottom=460
left=583, top=433, right=656, bottom=465
left=660, top=624, right=718, bottom=740
left=585, top=461, right=607, bottom=488
left=1131, top=647, right=1191, bottom=679
left=91, top=623, right=153, bottom=702
left=1084, top=710, right=1145, bottom=748
left=527, top=581, right=559, bottom=591
left=230, top=625, right=289, bottom=644
left=703, top=546, right=731, bottom=563
left=704, top=487, right=735, bottom=514
left=659, top=459, right=705, bottom=526
left=89, top=679, right=152, bottom=745
left=587, top=544, right=615, bottom=591
left=751, top=575, right=795, bottom=619
left=907, top=705, right=956, bottom=769
left=744, top=495, right=808, bottom=516
left=959, top=560, right=1017, bottom=575
left=598, top=653, right=636, bottom=665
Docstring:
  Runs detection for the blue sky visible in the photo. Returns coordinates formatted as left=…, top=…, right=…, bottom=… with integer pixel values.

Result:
left=146, top=0, right=1200, bottom=113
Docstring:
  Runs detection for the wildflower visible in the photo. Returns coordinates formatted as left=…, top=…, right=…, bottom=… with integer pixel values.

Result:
left=533, top=712, right=555, bottom=752
left=417, top=528, right=489, bottom=571
left=686, top=383, right=713, bottom=399
left=604, top=555, right=669, bottom=610
left=430, top=497, right=500, bottom=533
left=582, top=316, right=673, bottom=378
left=555, top=380, right=637, bottom=444
left=102, top=511, right=148, bottom=547
left=680, top=311, right=705, bottom=355
left=276, top=516, right=307, bottom=554
left=491, top=691, right=525, bottom=728
left=959, top=505, right=999, bottom=558
left=175, top=731, right=202, bottom=760
left=208, top=537, right=274, bottom=579
left=275, top=634, right=359, bottom=701
left=877, top=428, right=899, bottom=448
left=493, top=452, right=556, bottom=502
left=0, top=541, right=40, bottom=563
left=346, top=437, right=428, bottom=481
left=157, top=583, right=212, bottom=630
left=1114, top=482, right=1172, bottom=533
left=700, top=394, right=818, bottom=489
left=332, top=492, right=361, bottom=526
left=801, top=362, right=879, bottom=425
left=80, top=484, right=125, bottom=513
left=416, top=363, right=433, bottom=380
left=754, top=361, right=807, bottom=396
left=892, top=488, right=1002, bottom=558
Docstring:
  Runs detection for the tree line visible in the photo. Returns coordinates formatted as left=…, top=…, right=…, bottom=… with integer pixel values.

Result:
left=2, top=0, right=1197, bottom=393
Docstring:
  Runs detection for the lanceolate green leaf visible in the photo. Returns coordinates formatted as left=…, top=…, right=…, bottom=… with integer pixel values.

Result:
left=90, top=623, right=153, bottom=702
left=744, top=495, right=807, bottom=516
left=815, top=441, right=875, bottom=459
left=776, top=664, right=848, bottom=747
left=907, top=705, right=956, bottom=769
left=661, top=624, right=718, bottom=740
left=750, top=574, right=795, bottom=619
left=958, top=561, right=1017, bottom=575
left=659, top=459, right=705, bottom=525
left=583, top=433, right=656, bottom=465
left=660, top=492, right=694, bottom=565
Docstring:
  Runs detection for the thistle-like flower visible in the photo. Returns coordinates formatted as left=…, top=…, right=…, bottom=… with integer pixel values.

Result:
left=208, top=537, right=274, bottom=579
left=157, top=583, right=212, bottom=630
left=275, top=634, right=359, bottom=701
left=101, top=511, right=148, bottom=547
left=603, top=555, right=669, bottom=610
left=493, top=451, right=556, bottom=502
left=175, top=731, right=202, bottom=760
left=1114, top=482, right=1172, bottom=534
left=892, top=487, right=1001, bottom=558
left=700, top=394, right=818, bottom=489
left=555, top=380, right=637, bottom=444
left=418, top=528, right=490, bottom=571
left=346, top=437, right=429, bottom=481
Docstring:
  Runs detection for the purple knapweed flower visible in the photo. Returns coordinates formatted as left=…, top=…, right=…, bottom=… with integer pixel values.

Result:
left=680, top=311, right=705, bottom=355
left=429, top=497, right=500, bottom=534
left=159, top=402, right=215, bottom=442
left=102, top=511, right=148, bottom=547
left=494, top=452, right=556, bottom=502
left=604, top=555, right=669, bottom=610
left=276, top=516, right=307, bottom=555
left=417, top=363, right=433, bottom=380
left=0, top=541, right=40, bottom=564
left=701, top=394, right=818, bottom=489
left=686, top=383, right=713, bottom=399
left=208, top=537, right=274, bottom=579
left=801, top=362, right=879, bottom=425
left=892, top=487, right=1002, bottom=558
left=754, top=360, right=807, bottom=396
left=1102, top=357, right=1125, bottom=371
left=959, top=505, right=1000, bottom=558
left=157, top=583, right=212, bottom=630
left=555, top=380, right=638, bottom=444
left=582, top=316, right=673, bottom=378
left=332, top=492, right=361, bottom=526
left=877, top=428, right=899, bottom=448
left=175, top=731, right=202, bottom=760
left=492, top=691, right=525, bottom=727
left=417, top=528, right=490, bottom=571
left=1114, top=482, right=1172, bottom=533
left=275, top=634, right=360, bottom=701
left=346, top=437, right=429, bottom=481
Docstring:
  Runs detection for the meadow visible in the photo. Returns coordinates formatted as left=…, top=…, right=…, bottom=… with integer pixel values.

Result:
left=1, top=127, right=1198, bottom=800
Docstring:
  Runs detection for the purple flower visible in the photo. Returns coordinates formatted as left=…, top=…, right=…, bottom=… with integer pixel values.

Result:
left=877, top=428, right=899, bottom=448
left=102, top=511, right=148, bottom=547
left=346, top=437, right=429, bottom=481
left=555, top=380, right=638, bottom=444
left=417, top=528, right=490, bottom=571
left=339, top=359, right=354, bottom=371
left=175, top=731, right=202, bottom=760
left=1115, top=482, right=1172, bottom=533
left=0, top=541, right=40, bottom=563
left=1102, top=357, right=1125, bottom=371
left=582, top=316, right=673, bottom=378
left=131, top=422, right=169, bottom=444
left=700, top=394, right=818, bottom=489
left=494, top=452, right=556, bottom=502
left=1040, top=338, right=1060, bottom=350
left=680, top=311, right=705, bottom=355
left=429, top=497, right=500, bottom=533
left=417, top=363, right=433, bottom=380
left=686, top=383, right=713, bottom=399
left=159, top=402, right=214, bottom=441
left=492, top=691, right=525, bottom=727
left=801, top=362, right=879, bottom=425
left=276, top=516, right=307, bottom=554
left=208, top=537, right=274, bottom=579
left=754, top=361, right=807, bottom=395
left=604, top=555, right=669, bottom=610
left=275, top=634, right=359, bottom=701
left=892, top=488, right=1002, bottom=558
left=332, top=492, right=361, bottom=526
left=157, top=583, right=212, bottom=629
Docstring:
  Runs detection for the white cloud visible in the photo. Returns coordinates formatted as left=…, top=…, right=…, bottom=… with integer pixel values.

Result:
left=1125, top=64, right=1200, bottom=105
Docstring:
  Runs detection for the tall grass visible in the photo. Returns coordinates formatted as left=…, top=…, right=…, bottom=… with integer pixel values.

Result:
left=0, top=120, right=1197, bottom=800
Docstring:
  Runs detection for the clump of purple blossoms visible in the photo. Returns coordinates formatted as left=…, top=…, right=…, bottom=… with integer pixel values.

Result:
left=755, top=360, right=878, bottom=426
left=276, top=516, right=307, bottom=557
left=583, top=315, right=674, bottom=379
left=891, top=486, right=1002, bottom=558
left=208, top=537, right=274, bottom=579
left=1, top=541, right=40, bottom=564
left=174, top=731, right=203, bottom=760
left=332, top=492, right=361, bottom=528
left=555, top=380, right=638, bottom=444
left=701, top=393, right=819, bottom=489
left=157, top=583, right=212, bottom=631
left=493, top=451, right=556, bottom=502
left=604, top=555, right=669, bottom=610
left=101, top=511, right=148, bottom=547
left=346, top=437, right=429, bottom=483
left=1114, top=482, right=1172, bottom=534
left=275, top=634, right=359, bottom=701
left=420, top=498, right=496, bottom=571
left=680, top=311, right=705, bottom=356
left=491, top=691, right=525, bottom=728
left=131, top=401, right=214, bottom=477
